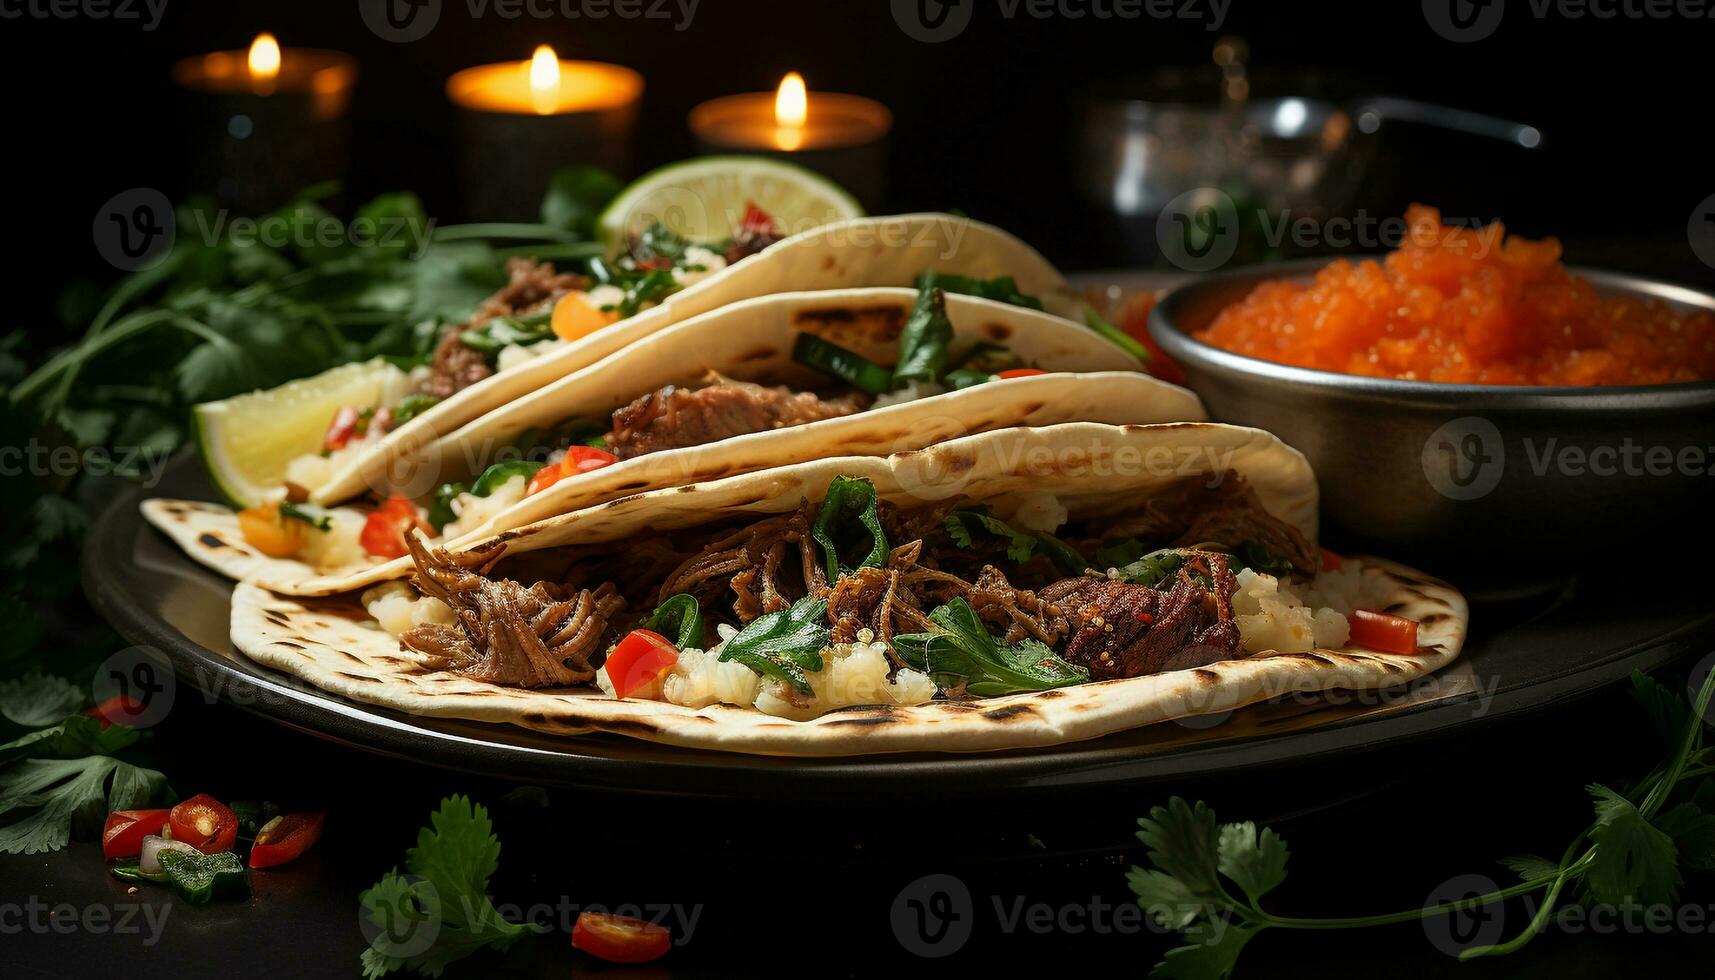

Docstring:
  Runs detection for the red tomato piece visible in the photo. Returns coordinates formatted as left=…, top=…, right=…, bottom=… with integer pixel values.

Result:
left=360, top=495, right=426, bottom=559
left=996, top=368, right=1049, bottom=379
left=169, top=793, right=239, bottom=854
left=102, top=809, right=170, bottom=859
left=323, top=405, right=362, bottom=451
left=1348, top=610, right=1420, bottom=655
left=604, top=630, right=679, bottom=699
left=740, top=201, right=780, bottom=239
left=249, top=812, right=325, bottom=869
left=572, top=911, right=672, bottom=964
left=526, top=446, right=619, bottom=496
left=1320, top=548, right=1344, bottom=572
left=84, top=695, right=149, bottom=730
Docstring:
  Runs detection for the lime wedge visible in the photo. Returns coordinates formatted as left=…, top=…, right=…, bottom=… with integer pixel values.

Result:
left=597, top=156, right=863, bottom=254
left=194, top=359, right=411, bottom=507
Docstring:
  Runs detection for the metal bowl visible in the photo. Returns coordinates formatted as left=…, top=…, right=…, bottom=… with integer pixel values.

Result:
left=1149, top=259, right=1715, bottom=581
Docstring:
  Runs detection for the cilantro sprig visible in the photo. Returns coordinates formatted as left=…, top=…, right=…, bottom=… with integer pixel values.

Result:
left=1130, top=667, right=1715, bottom=978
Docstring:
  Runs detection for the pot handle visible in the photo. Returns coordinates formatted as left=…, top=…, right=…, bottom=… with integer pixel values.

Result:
left=1352, top=96, right=1543, bottom=150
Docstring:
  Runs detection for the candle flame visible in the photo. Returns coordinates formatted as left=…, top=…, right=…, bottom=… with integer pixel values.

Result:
left=775, top=72, right=808, bottom=128
left=248, top=33, right=281, bottom=87
left=529, top=45, right=561, bottom=114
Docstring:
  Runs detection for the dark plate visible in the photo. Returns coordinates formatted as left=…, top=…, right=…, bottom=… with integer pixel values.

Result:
left=85, top=451, right=1715, bottom=799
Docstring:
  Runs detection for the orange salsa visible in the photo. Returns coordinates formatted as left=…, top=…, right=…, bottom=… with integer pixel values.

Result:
left=1195, top=206, right=1715, bottom=385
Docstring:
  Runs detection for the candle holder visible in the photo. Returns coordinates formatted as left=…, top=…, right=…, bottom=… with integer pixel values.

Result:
left=447, top=54, right=643, bottom=221
left=171, top=42, right=356, bottom=215
left=690, top=87, right=891, bottom=210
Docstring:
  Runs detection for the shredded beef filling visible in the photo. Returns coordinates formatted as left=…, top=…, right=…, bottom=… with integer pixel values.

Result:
left=400, top=534, right=624, bottom=688
left=1044, top=553, right=1241, bottom=680
left=423, top=259, right=589, bottom=399
left=605, top=373, right=870, bottom=460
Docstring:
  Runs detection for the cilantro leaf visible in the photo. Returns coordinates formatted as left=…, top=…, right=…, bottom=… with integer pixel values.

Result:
left=1216, top=821, right=1289, bottom=906
left=893, top=598, right=1086, bottom=697
left=0, top=714, right=139, bottom=765
left=540, top=167, right=620, bottom=237
left=1135, top=797, right=1227, bottom=902
left=1151, top=920, right=1257, bottom=980
left=0, top=755, right=172, bottom=854
left=1653, top=803, right=1715, bottom=872
left=1585, top=783, right=1681, bottom=906
left=1500, top=854, right=1561, bottom=882
left=942, top=509, right=1088, bottom=575
left=1630, top=670, right=1690, bottom=751
left=1126, top=867, right=1208, bottom=929
left=359, top=796, right=534, bottom=978
left=0, top=673, right=87, bottom=727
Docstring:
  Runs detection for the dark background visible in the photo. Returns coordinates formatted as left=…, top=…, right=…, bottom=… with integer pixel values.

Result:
left=4, top=2, right=1714, bottom=977
left=5, top=0, right=1713, bottom=346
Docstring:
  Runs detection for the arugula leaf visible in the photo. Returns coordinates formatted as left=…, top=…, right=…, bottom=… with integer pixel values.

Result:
left=893, top=285, right=955, bottom=387
left=893, top=598, right=1086, bottom=697
left=640, top=594, right=707, bottom=651
left=917, top=271, right=1042, bottom=310
left=942, top=509, right=1088, bottom=576
left=540, top=167, right=621, bottom=237
left=1215, top=821, right=1289, bottom=906
left=717, top=597, right=829, bottom=696
left=811, top=476, right=889, bottom=582
left=0, top=755, right=172, bottom=854
left=0, top=673, right=86, bottom=727
left=1585, top=783, right=1681, bottom=905
left=0, top=714, right=139, bottom=766
left=359, top=796, right=535, bottom=978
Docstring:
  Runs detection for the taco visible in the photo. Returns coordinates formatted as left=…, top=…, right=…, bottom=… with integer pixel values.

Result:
left=146, top=284, right=1198, bottom=594
left=227, top=423, right=1467, bottom=755
left=203, top=212, right=1089, bottom=511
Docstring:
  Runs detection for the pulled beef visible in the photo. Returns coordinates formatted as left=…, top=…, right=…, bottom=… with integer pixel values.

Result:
left=724, top=224, right=784, bottom=265
left=657, top=500, right=824, bottom=621
left=423, top=259, right=589, bottom=399
left=401, top=535, right=624, bottom=688
left=605, top=374, right=870, bottom=460
left=1102, top=475, right=1317, bottom=574
left=1045, top=553, right=1240, bottom=680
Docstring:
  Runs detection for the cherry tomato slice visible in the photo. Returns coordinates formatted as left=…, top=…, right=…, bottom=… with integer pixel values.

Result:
left=360, top=495, right=426, bottom=559
left=526, top=446, right=620, bottom=496
left=249, top=812, right=325, bottom=869
left=102, top=809, right=170, bottom=859
left=85, top=695, right=150, bottom=730
left=604, top=630, right=678, bottom=699
left=572, top=911, right=672, bottom=964
left=1319, top=547, right=1344, bottom=572
left=169, top=793, right=239, bottom=854
left=1347, top=610, right=1419, bottom=655
left=739, top=201, right=780, bottom=239
left=323, top=405, right=362, bottom=452
left=996, top=368, right=1049, bottom=379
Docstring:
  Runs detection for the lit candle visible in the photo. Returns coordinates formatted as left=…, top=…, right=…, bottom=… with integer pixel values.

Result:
left=171, top=34, right=357, bottom=212
left=689, top=74, right=891, bottom=206
left=447, top=46, right=644, bottom=220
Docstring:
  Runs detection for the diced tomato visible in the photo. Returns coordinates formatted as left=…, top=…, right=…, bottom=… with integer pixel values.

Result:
left=84, top=695, right=149, bottom=730
left=739, top=201, right=779, bottom=239
left=572, top=911, right=672, bottom=964
left=249, top=812, right=325, bottom=869
left=526, top=446, right=620, bottom=496
left=1320, top=547, right=1344, bottom=572
left=169, top=794, right=239, bottom=854
left=1347, top=610, right=1420, bottom=655
left=360, top=495, right=427, bottom=560
left=996, top=368, right=1049, bottom=379
left=236, top=501, right=309, bottom=558
left=323, top=405, right=362, bottom=452
left=604, top=630, right=678, bottom=699
left=102, top=809, right=170, bottom=859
